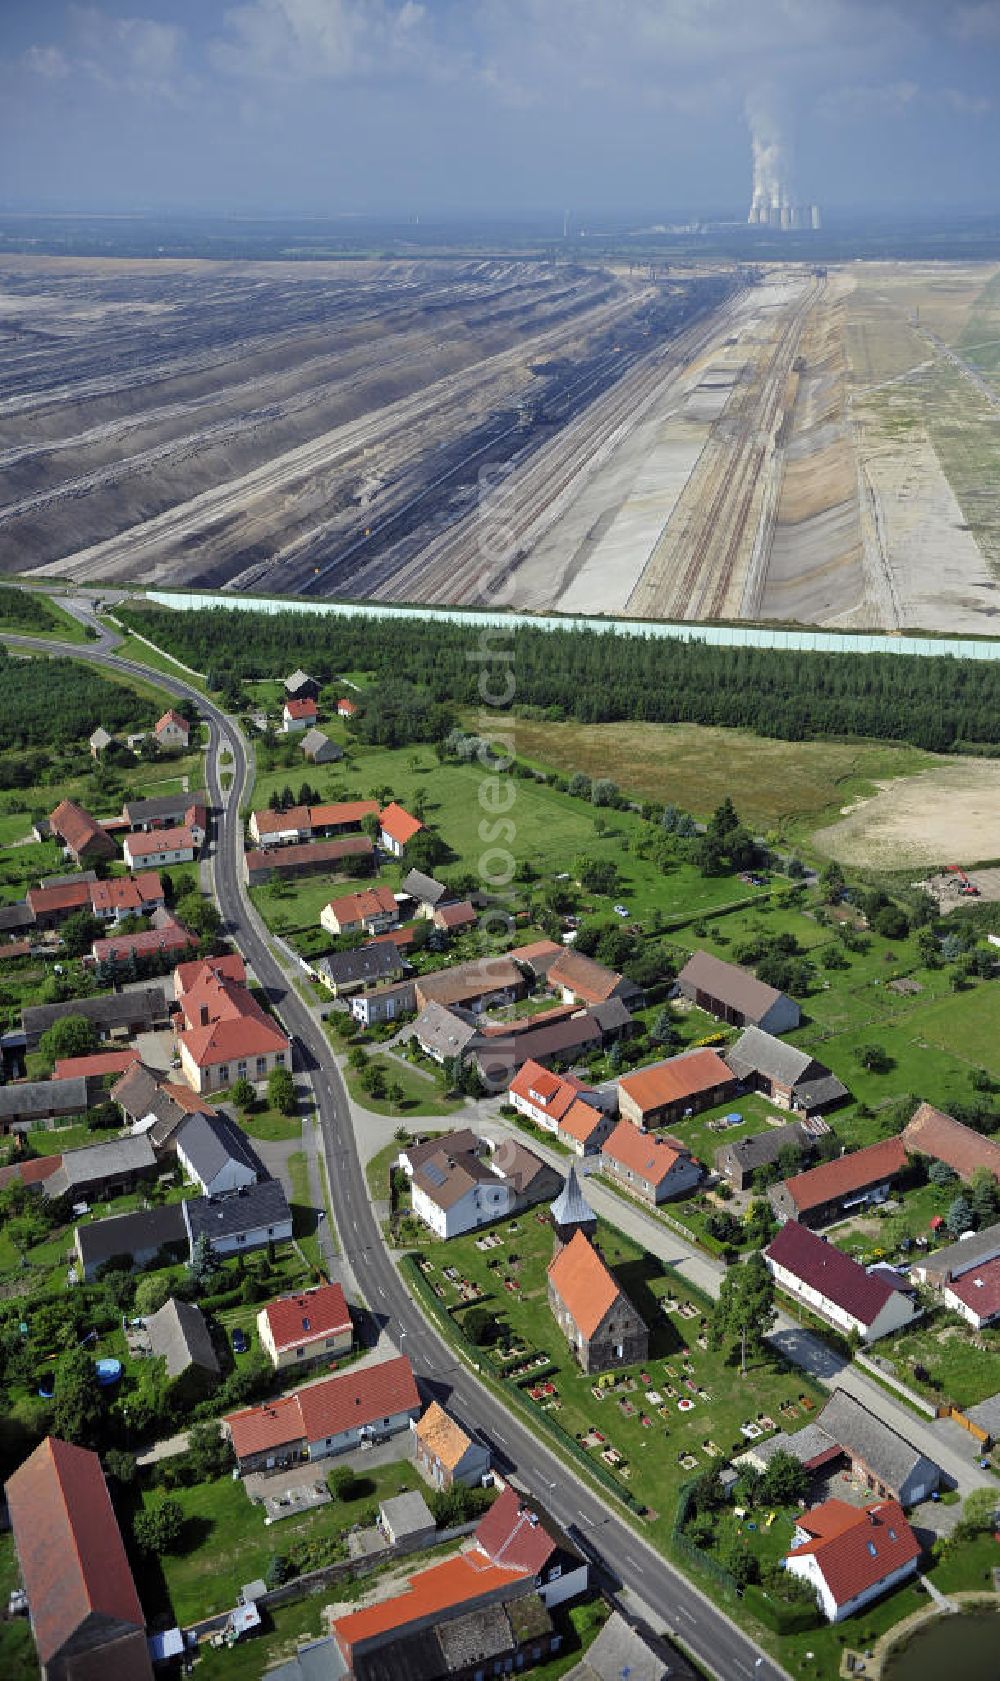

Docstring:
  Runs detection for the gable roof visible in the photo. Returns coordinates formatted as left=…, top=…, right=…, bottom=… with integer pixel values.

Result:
left=177, top=972, right=288, bottom=1067
left=765, top=1221, right=900, bottom=1328
left=475, top=1483, right=558, bottom=1575
left=417, top=956, right=523, bottom=1009
left=296, top=1353, right=420, bottom=1442
left=53, top=1049, right=142, bottom=1081
left=945, top=1252, right=1000, bottom=1320
left=184, top=1180, right=291, bottom=1245
left=284, top=697, right=317, bottom=720
left=0, top=1154, right=64, bottom=1192
left=435, top=899, right=477, bottom=930
left=413, top=1145, right=500, bottom=1210
left=332, top=1550, right=529, bottom=1656
left=602, top=1119, right=690, bottom=1188
left=508, top=939, right=565, bottom=975
left=817, top=1390, right=938, bottom=1495
left=89, top=871, right=164, bottom=916
left=49, top=798, right=113, bottom=857
left=225, top=1392, right=306, bottom=1459
left=325, top=885, right=397, bottom=925
left=780, top=1137, right=909, bottom=1216
left=26, top=880, right=92, bottom=918
left=174, top=951, right=246, bottom=995
left=4, top=1436, right=145, bottom=1665
left=678, top=950, right=787, bottom=1021
left=301, top=727, right=338, bottom=757
left=317, top=943, right=404, bottom=988
left=176, top=1110, right=265, bottom=1184
left=901, top=1101, right=1000, bottom=1184
left=559, top=1098, right=609, bottom=1146
left=548, top=948, right=624, bottom=1005
left=0, top=1076, right=90, bottom=1122
left=146, top=1297, right=220, bottom=1378
left=311, top=799, right=380, bottom=829
left=75, top=1202, right=188, bottom=1268
left=413, top=1401, right=475, bottom=1471
left=725, top=1025, right=817, bottom=1087
left=547, top=1229, right=629, bottom=1341
left=619, top=1048, right=732, bottom=1115
left=787, top=1498, right=920, bottom=1608
left=284, top=668, right=316, bottom=692
left=93, top=917, right=195, bottom=964
left=22, top=987, right=168, bottom=1045
left=412, top=1001, right=483, bottom=1059
left=261, top=1282, right=351, bottom=1354
left=125, top=825, right=196, bottom=858
left=402, top=1129, right=480, bottom=1173
left=379, top=802, right=423, bottom=847
left=123, top=791, right=198, bottom=827
left=402, top=869, right=450, bottom=906
left=509, top=1060, right=587, bottom=1122
left=718, top=1121, right=815, bottom=1175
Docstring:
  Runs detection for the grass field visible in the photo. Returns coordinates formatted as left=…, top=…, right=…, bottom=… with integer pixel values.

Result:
left=880, top=1313, right=1000, bottom=1409
left=0, top=589, right=93, bottom=644
left=509, top=719, right=935, bottom=835
left=345, top=1052, right=465, bottom=1119
left=134, top=1458, right=421, bottom=1625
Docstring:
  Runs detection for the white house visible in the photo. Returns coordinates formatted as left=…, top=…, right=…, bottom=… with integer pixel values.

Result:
left=765, top=1221, right=920, bottom=1344
left=175, top=1111, right=264, bottom=1197
left=282, top=698, right=317, bottom=733
left=155, top=709, right=191, bottom=750
left=943, top=1252, right=1000, bottom=1329
left=411, top=1140, right=515, bottom=1239
left=183, top=1180, right=292, bottom=1258
left=784, top=1499, right=920, bottom=1623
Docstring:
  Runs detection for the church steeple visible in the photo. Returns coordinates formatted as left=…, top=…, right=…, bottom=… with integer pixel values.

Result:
left=550, top=1162, right=597, bottom=1251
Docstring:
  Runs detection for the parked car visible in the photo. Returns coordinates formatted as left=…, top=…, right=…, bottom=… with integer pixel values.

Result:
left=613, top=904, right=630, bottom=918
left=232, top=1327, right=250, bottom=1356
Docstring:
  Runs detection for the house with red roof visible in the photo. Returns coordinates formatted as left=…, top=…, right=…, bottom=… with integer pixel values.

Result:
left=175, top=961, right=289, bottom=1094
left=49, top=798, right=117, bottom=865
left=282, top=696, right=318, bottom=733
left=92, top=913, right=196, bottom=966
left=331, top=1550, right=539, bottom=1669
left=765, top=1221, right=921, bottom=1344
left=558, top=1097, right=615, bottom=1156
left=154, top=708, right=190, bottom=750
left=474, top=1482, right=589, bottom=1608
left=508, top=1060, right=588, bottom=1131
left=783, top=1498, right=921, bottom=1622
left=547, top=948, right=641, bottom=1010
left=26, top=878, right=93, bottom=930
left=257, top=1281, right=353, bottom=1371
left=224, top=1353, right=419, bottom=1473
left=617, top=1048, right=736, bottom=1130
left=547, top=1230, right=648, bottom=1374
left=4, top=1435, right=153, bottom=1680
left=379, top=801, right=424, bottom=857
left=321, top=885, right=399, bottom=937
left=601, top=1119, right=702, bottom=1205
left=943, top=1252, right=1000, bottom=1329
left=901, top=1101, right=1000, bottom=1185
left=770, top=1137, right=910, bottom=1228
left=175, top=951, right=246, bottom=997
left=89, top=871, right=165, bottom=921
left=54, top=1048, right=141, bottom=1081
left=337, top=697, right=358, bottom=717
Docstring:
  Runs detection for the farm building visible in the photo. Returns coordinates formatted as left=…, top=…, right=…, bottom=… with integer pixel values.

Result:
left=724, top=1026, right=847, bottom=1115
left=676, top=950, right=800, bottom=1034
left=617, top=1048, right=736, bottom=1129
left=769, top=1137, right=909, bottom=1228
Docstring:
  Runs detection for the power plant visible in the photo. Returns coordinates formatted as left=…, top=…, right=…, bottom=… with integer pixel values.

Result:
left=746, top=101, right=820, bottom=230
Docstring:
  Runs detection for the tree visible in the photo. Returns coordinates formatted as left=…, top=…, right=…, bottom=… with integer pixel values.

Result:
left=404, top=828, right=450, bottom=873
left=722, top=1543, right=759, bottom=1591
left=464, top=1305, right=499, bottom=1346
left=268, top=1065, right=296, bottom=1115
left=52, top=1345, right=104, bottom=1448
left=230, top=1076, right=256, bottom=1114
left=175, top=892, right=222, bottom=942
left=970, top=1166, right=1000, bottom=1228
left=575, top=856, right=619, bottom=896
left=760, top=1450, right=808, bottom=1506
left=710, top=1253, right=776, bottom=1376
left=39, top=1014, right=98, bottom=1063
left=946, top=1194, right=974, bottom=1237
left=266, top=1554, right=292, bottom=1589
left=568, top=772, right=591, bottom=799
left=104, top=1448, right=137, bottom=1486
left=650, top=1008, right=679, bottom=1049
left=185, top=1420, right=232, bottom=1481
left=61, top=910, right=104, bottom=958
left=874, top=905, right=909, bottom=940
left=820, top=860, right=846, bottom=903
left=134, top=1498, right=185, bottom=1555
left=591, top=778, right=618, bottom=807
left=855, top=1043, right=891, bottom=1074
left=188, top=1231, right=219, bottom=1288
left=928, top=1159, right=957, bottom=1188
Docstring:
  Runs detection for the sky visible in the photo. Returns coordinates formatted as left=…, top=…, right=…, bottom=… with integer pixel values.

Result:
left=1, top=0, right=998, bottom=217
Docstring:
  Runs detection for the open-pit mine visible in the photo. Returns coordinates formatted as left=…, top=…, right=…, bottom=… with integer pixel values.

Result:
left=1, top=254, right=999, bottom=630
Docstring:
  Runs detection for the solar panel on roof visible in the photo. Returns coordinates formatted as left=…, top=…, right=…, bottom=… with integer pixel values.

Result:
left=423, top=1162, right=446, bottom=1187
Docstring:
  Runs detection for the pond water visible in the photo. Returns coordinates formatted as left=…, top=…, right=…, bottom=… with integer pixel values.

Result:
left=883, top=1609, right=1000, bottom=1681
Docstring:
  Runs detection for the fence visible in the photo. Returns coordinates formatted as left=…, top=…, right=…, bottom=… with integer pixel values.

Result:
left=670, top=1480, right=738, bottom=1597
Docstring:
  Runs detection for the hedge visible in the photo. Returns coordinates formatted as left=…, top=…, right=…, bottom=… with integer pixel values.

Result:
left=743, top=1583, right=820, bottom=1634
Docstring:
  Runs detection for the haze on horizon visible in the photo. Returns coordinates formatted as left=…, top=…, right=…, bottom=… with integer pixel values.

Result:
left=0, top=0, right=998, bottom=219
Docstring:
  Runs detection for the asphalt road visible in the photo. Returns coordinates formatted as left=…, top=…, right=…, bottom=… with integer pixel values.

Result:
left=4, top=628, right=788, bottom=1681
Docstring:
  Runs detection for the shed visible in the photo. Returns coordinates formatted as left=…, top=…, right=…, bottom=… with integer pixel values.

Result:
left=379, top=1489, right=436, bottom=1547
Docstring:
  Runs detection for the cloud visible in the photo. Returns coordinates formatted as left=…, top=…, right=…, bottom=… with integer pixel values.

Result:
left=817, top=80, right=920, bottom=123
left=23, top=45, right=71, bottom=80
left=22, top=6, right=187, bottom=100
left=209, top=0, right=434, bottom=82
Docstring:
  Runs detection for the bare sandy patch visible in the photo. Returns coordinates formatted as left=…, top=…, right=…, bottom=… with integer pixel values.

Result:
left=812, top=758, right=1000, bottom=869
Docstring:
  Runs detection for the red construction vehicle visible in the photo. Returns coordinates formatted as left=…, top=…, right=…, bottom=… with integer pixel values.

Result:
left=946, top=865, right=980, bottom=896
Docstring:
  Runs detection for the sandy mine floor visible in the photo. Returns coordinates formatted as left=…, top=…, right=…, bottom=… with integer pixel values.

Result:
left=812, top=758, right=1000, bottom=869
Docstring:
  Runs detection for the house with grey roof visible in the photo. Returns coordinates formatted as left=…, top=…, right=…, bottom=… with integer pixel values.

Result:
left=402, top=869, right=451, bottom=914
left=0, top=1076, right=90, bottom=1132
left=911, top=1219, right=1000, bottom=1289
left=301, top=728, right=341, bottom=764
left=378, top=1489, right=435, bottom=1547
left=184, top=1180, right=292, bottom=1258
left=350, top=978, right=417, bottom=1028
left=176, top=1111, right=265, bottom=1196
left=412, top=1000, right=483, bottom=1065
left=677, top=951, right=800, bottom=1034
left=313, top=943, right=404, bottom=998
left=734, top=1421, right=844, bottom=1478
left=112, top=1063, right=200, bottom=1152
left=44, top=1132, right=158, bottom=1202
left=564, top=1610, right=698, bottom=1681
left=146, top=1296, right=220, bottom=1396
left=22, top=987, right=169, bottom=1049
left=725, top=1026, right=848, bottom=1116
left=0, top=902, right=35, bottom=936
left=75, top=1202, right=189, bottom=1281
left=715, top=1120, right=820, bottom=1192
left=124, top=791, right=202, bottom=831
left=816, top=1390, right=941, bottom=1507
left=284, top=669, right=319, bottom=701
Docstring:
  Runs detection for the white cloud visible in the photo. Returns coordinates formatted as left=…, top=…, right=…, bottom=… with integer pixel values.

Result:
left=23, top=45, right=71, bottom=80
left=210, top=0, right=434, bottom=82
left=817, top=79, right=920, bottom=122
